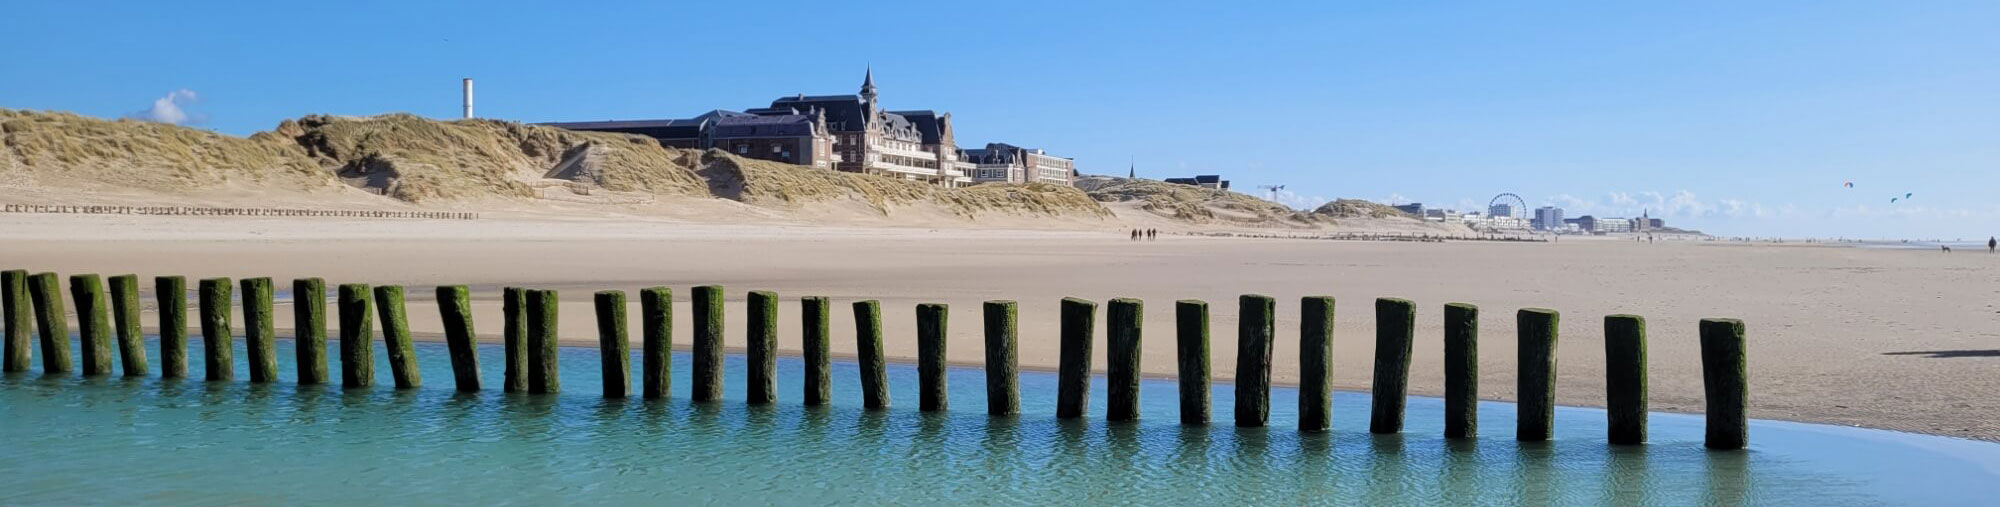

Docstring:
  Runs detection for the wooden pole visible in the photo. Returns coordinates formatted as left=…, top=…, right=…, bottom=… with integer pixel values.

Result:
left=27, top=272, right=71, bottom=374
left=240, top=278, right=277, bottom=382
left=748, top=290, right=778, bottom=405
left=1443, top=303, right=1479, bottom=439
left=1175, top=300, right=1210, bottom=425
left=437, top=285, right=480, bottom=392
left=293, top=278, right=328, bottom=385
left=1700, top=318, right=1748, bottom=450
left=1106, top=298, right=1143, bottom=421
left=802, top=296, right=831, bottom=405
left=1299, top=296, right=1335, bottom=432
left=374, top=285, right=421, bottom=389
left=691, top=285, right=723, bottom=402
left=917, top=302, right=948, bottom=412
left=69, top=274, right=114, bottom=375
left=502, top=287, right=527, bottom=393
left=1605, top=314, right=1647, bottom=445
left=338, top=283, right=374, bottom=388
left=1056, top=297, right=1097, bottom=419
left=526, top=289, right=560, bottom=394
left=198, top=278, right=233, bottom=381
left=854, top=300, right=888, bottom=409
left=108, top=275, right=148, bottom=376
left=1371, top=297, right=1415, bottom=434
left=595, top=290, right=629, bottom=398
left=641, top=287, right=672, bottom=399
left=1234, top=294, right=1275, bottom=427
left=1517, top=308, right=1560, bottom=441
left=982, top=300, right=1018, bottom=416
left=156, top=276, right=187, bottom=378
left=2, top=270, right=29, bottom=372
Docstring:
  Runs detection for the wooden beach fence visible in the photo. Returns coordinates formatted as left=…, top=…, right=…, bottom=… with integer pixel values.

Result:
left=0, top=271, right=1754, bottom=451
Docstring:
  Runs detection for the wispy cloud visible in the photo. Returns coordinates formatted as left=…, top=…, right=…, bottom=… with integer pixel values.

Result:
left=1269, top=188, right=1327, bottom=210
left=124, top=89, right=204, bottom=125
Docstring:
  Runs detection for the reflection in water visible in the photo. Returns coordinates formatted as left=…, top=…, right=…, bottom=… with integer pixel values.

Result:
left=0, top=338, right=1994, bottom=504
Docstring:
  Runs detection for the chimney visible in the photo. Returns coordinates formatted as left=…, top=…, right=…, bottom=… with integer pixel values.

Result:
left=462, top=78, right=474, bottom=119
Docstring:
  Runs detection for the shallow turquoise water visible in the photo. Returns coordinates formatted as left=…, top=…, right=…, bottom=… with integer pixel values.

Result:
left=3, top=338, right=1997, bottom=505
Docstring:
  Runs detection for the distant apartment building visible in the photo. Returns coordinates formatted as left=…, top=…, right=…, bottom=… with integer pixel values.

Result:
left=1489, top=203, right=1516, bottom=219
left=1533, top=206, right=1564, bottom=231
left=1461, top=212, right=1531, bottom=230
left=1393, top=203, right=1425, bottom=216
left=1163, top=175, right=1229, bottom=190
left=1424, top=208, right=1462, bottom=222
left=962, top=143, right=1074, bottom=186
left=540, top=70, right=1078, bottom=188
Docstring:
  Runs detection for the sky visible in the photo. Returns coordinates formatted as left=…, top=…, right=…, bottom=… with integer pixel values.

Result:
left=4, top=0, right=1997, bottom=238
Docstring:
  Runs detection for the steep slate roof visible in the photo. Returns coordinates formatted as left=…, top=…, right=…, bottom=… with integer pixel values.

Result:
left=768, top=94, right=870, bottom=131
left=711, top=114, right=818, bottom=138
left=888, top=110, right=945, bottom=144
left=877, top=112, right=921, bottom=142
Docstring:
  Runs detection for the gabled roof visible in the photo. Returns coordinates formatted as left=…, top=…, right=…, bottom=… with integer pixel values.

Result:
left=888, top=110, right=947, bottom=145
left=712, top=114, right=818, bottom=138
left=769, top=95, right=869, bottom=131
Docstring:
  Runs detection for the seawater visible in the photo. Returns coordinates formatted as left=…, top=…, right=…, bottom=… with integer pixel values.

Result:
left=3, top=338, right=1997, bottom=505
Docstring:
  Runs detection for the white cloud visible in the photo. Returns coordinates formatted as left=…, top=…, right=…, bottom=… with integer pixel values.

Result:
left=124, top=89, right=203, bottom=125
left=1268, top=188, right=1327, bottom=210
left=1384, top=193, right=1411, bottom=205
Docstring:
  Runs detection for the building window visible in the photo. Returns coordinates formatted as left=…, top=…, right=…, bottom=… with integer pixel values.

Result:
left=737, top=145, right=749, bottom=155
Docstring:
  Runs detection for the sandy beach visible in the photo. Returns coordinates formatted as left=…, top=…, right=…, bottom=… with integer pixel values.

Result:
left=5, top=213, right=1997, bottom=441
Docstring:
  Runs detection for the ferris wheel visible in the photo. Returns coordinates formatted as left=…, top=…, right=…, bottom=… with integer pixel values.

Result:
left=1489, top=193, right=1527, bottom=219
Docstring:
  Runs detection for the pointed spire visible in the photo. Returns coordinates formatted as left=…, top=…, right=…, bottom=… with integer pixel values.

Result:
left=1128, top=156, right=1135, bottom=179
left=860, top=65, right=877, bottom=98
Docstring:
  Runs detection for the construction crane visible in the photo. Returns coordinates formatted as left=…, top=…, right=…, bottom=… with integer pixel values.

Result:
left=1258, top=184, right=1286, bottom=202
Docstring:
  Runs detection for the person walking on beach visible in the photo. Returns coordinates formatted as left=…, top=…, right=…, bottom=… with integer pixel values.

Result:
left=1989, top=236, right=1995, bottom=253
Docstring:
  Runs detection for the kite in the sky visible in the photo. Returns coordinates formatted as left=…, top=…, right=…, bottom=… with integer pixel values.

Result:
left=1844, top=181, right=1854, bottom=188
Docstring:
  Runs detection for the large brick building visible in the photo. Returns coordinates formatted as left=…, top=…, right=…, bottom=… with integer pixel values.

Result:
left=542, top=70, right=1070, bottom=187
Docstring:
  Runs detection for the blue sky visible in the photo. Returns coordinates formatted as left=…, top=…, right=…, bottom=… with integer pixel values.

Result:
left=4, top=1, right=1997, bottom=238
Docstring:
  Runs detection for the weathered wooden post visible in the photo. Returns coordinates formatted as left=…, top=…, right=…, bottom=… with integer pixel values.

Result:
left=854, top=300, right=888, bottom=409
left=374, top=285, right=421, bottom=389
left=28, top=273, right=71, bottom=374
left=1106, top=298, right=1143, bottom=421
left=338, top=283, right=374, bottom=388
left=2, top=270, right=29, bottom=372
left=1235, top=294, right=1275, bottom=427
left=1443, top=303, right=1479, bottom=439
left=982, top=300, right=1019, bottom=416
left=437, top=285, right=480, bottom=392
left=1701, top=318, right=1748, bottom=450
left=241, top=277, right=277, bottom=382
left=69, top=274, right=114, bottom=376
left=917, top=302, right=949, bottom=412
left=802, top=296, right=831, bottom=405
left=156, top=276, right=188, bottom=378
left=748, top=290, right=779, bottom=405
left=1300, top=296, right=1335, bottom=432
left=1606, top=314, right=1647, bottom=445
left=1517, top=308, right=1560, bottom=441
left=108, top=275, right=148, bottom=376
left=692, top=285, right=723, bottom=402
left=641, top=287, right=672, bottom=399
left=1371, top=297, right=1415, bottom=433
left=198, top=278, right=233, bottom=381
left=502, top=287, right=528, bottom=393
left=1056, top=297, right=1097, bottom=419
left=595, top=290, right=630, bottom=398
left=526, top=289, right=560, bottom=394
left=294, top=278, right=328, bottom=384
left=1176, top=300, right=1210, bottom=425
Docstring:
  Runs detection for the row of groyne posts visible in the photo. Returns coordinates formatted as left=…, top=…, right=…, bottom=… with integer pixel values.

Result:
left=0, top=270, right=1748, bottom=450
left=0, top=204, right=476, bottom=220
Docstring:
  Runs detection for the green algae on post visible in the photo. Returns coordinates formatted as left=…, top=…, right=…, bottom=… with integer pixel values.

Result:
left=28, top=272, right=70, bottom=374
left=502, top=287, right=527, bottom=393
left=1517, top=308, right=1560, bottom=441
left=692, top=285, right=723, bottom=402
left=1299, top=296, right=1334, bottom=432
left=1443, top=302, right=1479, bottom=439
left=1106, top=298, right=1143, bottom=421
left=375, top=285, right=421, bottom=389
left=526, top=289, right=559, bottom=394
left=594, top=290, right=629, bottom=398
left=916, top=302, right=948, bottom=412
left=155, top=276, right=187, bottom=378
left=1371, top=297, right=1415, bottom=434
left=241, top=277, right=277, bottom=383
left=641, top=287, right=672, bottom=399
left=198, top=278, right=233, bottom=381
left=1056, top=297, right=1096, bottom=419
left=1176, top=300, right=1210, bottom=425
left=982, top=300, right=1019, bottom=416
left=437, top=285, right=480, bottom=392
left=338, top=283, right=374, bottom=388
left=68, top=274, right=113, bottom=376
left=107, top=275, right=148, bottom=377
left=802, top=296, right=831, bottom=405
left=1605, top=314, right=1648, bottom=445
left=293, top=278, right=328, bottom=385
left=1, top=270, right=29, bottom=372
left=748, top=290, right=778, bottom=405
left=853, top=299, right=888, bottom=409
left=1234, top=294, right=1275, bottom=427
